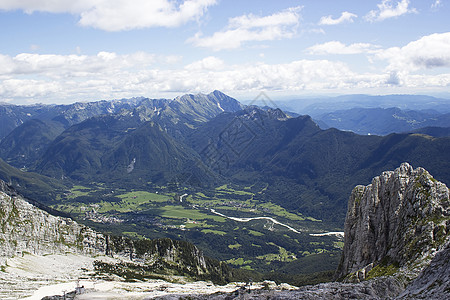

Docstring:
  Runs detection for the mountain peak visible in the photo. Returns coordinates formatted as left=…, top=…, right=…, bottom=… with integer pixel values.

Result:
left=173, top=90, right=242, bottom=116
left=209, top=90, right=226, bottom=97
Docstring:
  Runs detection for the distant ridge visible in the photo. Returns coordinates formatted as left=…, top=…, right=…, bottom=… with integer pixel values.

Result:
left=315, top=107, right=450, bottom=136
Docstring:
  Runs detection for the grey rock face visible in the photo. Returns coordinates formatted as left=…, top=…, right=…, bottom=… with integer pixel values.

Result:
left=336, top=162, right=450, bottom=281
left=0, top=181, right=107, bottom=265
left=396, top=241, right=450, bottom=299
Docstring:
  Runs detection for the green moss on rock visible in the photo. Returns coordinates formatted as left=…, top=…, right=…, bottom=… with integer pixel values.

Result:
left=366, top=260, right=399, bottom=280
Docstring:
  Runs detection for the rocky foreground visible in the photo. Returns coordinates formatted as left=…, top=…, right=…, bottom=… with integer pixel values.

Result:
left=337, top=162, right=449, bottom=282
left=1, top=163, right=449, bottom=299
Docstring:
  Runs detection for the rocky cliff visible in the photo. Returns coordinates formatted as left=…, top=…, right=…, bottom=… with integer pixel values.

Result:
left=336, top=162, right=450, bottom=282
left=0, top=180, right=106, bottom=265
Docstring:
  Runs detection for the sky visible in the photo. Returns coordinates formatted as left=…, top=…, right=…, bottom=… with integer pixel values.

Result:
left=0, top=0, right=449, bottom=104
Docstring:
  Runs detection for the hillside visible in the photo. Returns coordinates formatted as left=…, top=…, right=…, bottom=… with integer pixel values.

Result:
left=0, top=119, right=65, bottom=169
left=34, top=116, right=216, bottom=186
left=0, top=158, right=67, bottom=204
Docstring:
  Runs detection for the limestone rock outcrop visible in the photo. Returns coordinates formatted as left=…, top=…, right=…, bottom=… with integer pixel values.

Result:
left=0, top=180, right=106, bottom=265
left=336, top=162, right=450, bottom=281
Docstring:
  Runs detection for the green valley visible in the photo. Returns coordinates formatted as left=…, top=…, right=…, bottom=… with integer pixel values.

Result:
left=49, top=182, right=342, bottom=274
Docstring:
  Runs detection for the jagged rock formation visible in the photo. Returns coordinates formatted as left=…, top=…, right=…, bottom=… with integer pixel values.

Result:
left=97, top=236, right=232, bottom=284
left=336, top=162, right=450, bottom=283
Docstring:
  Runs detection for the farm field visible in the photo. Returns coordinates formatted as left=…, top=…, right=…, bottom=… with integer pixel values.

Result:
left=51, top=182, right=342, bottom=273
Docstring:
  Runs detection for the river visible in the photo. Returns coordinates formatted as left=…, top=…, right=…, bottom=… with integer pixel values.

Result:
left=210, top=209, right=301, bottom=234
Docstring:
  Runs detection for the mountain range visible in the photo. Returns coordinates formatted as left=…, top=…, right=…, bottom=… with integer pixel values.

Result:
left=1, top=92, right=450, bottom=226
left=187, top=105, right=450, bottom=224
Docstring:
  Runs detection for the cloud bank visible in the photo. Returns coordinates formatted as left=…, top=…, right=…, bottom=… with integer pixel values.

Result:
left=1, top=33, right=450, bottom=104
left=376, top=32, right=450, bottom=71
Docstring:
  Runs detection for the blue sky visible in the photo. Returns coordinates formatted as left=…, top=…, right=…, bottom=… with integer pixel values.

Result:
left=0, top=0, right=449, bottom=104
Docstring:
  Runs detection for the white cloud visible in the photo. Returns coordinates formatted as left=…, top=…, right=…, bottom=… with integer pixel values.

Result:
left=0, top=51, right=160, bottom=101
left=306, top=41, right=381, bottom=55
left=79, top=0, right=217, bottom=31
left=0, top=0, right=217, bottom=31
left=375, top=32, right=450, bottom=71
left=188, top=6, right=302, bottom=50
left=386, top=71, right=400, bottom=85
left=365, top=0, right=417, bottom=22
left=319, top=11, right=357, bottom=25
left=0, top=79, right=61, bottom=99
left=432, top=0, right=442, bottom=9
left=0, top=52, right=358, bottom=102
